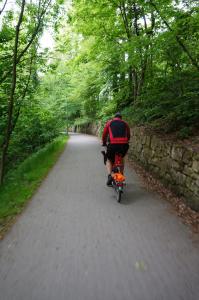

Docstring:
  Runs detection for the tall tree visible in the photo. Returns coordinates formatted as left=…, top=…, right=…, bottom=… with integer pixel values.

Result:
left=0, top=0, right=62, bottom=183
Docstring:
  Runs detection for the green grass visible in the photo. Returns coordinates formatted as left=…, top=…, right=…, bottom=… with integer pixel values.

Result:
left=0, top=136, right=68, bottom=234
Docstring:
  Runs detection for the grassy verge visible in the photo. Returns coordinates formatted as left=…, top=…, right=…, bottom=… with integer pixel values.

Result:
left=0, top=135, right=68, bottom=239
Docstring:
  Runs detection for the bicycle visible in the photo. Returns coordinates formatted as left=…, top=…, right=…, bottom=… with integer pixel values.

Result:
left=111, top=153, right=126, bottom=202
left=101, top=149, right=126, bottom=203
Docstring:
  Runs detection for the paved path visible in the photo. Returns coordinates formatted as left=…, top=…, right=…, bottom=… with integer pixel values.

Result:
left=0, top=134, right=199, bottom=300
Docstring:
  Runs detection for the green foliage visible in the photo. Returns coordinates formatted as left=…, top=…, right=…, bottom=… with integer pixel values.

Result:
left=1, top=0, right=198, bottom=184
left=177, top=127, right=193, bottom=139
left=5, top=67, right=72, bottom=170
left=133, top=70, right=199, bottom=131
left=0, top=0, right=67, bottom=180
left=57, top=0, right=199, bottom=136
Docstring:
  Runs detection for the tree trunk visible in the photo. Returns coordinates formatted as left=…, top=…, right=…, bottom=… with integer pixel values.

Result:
left=128, top=67, right=133, bottom=102
left=137, top=54, right=148, bottom=97
left=132, top=69, right=138, bottom=102
left=0, top=0, right=26, bottom=184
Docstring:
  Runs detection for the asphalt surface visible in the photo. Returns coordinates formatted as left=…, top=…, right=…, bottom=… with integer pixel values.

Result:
left=0, top=133, right=199, bottom=300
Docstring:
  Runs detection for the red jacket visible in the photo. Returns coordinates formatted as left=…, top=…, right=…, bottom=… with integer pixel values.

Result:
left=102, top=117, right=130, bottom=145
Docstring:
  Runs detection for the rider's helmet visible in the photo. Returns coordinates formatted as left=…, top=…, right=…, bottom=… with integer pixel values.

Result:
left=115, top=112, right=122, bottom=118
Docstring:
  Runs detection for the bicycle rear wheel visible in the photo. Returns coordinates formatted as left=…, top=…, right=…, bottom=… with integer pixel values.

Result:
left=117, top=190, right=122, bottom=203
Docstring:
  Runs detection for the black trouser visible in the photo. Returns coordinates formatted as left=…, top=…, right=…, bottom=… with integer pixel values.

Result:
left=106, top=144, right=129, bottom=164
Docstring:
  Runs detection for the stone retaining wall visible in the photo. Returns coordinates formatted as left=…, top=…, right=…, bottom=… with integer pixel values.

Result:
left=78, top=123, right=100, bottom=136
left=128, top=127, right=199, bottom=211
left=80, top=123, right=199, bottom=211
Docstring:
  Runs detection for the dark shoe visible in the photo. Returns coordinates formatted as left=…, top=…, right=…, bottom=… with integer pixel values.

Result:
left=106, top=174, right=112, bottom=186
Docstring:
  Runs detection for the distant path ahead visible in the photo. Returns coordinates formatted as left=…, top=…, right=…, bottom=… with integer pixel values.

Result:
left=0, top=133, right=199, bottom=300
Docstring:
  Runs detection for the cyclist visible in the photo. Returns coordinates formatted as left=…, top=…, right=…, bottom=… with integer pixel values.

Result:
left=102, top=112, right=130, bottom=186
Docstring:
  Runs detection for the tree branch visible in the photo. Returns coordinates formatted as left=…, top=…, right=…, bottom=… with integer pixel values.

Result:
left=149, top=0, right=199, bottom=71
left=0, top=0, right=52, bottom=85
left=118, top=1, right=131, bottom=39
left=133, top=1, right=139, bottom=36
left=17, top=0, right=52, bottom=63
left=0, top=0, right=8, bottom=15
